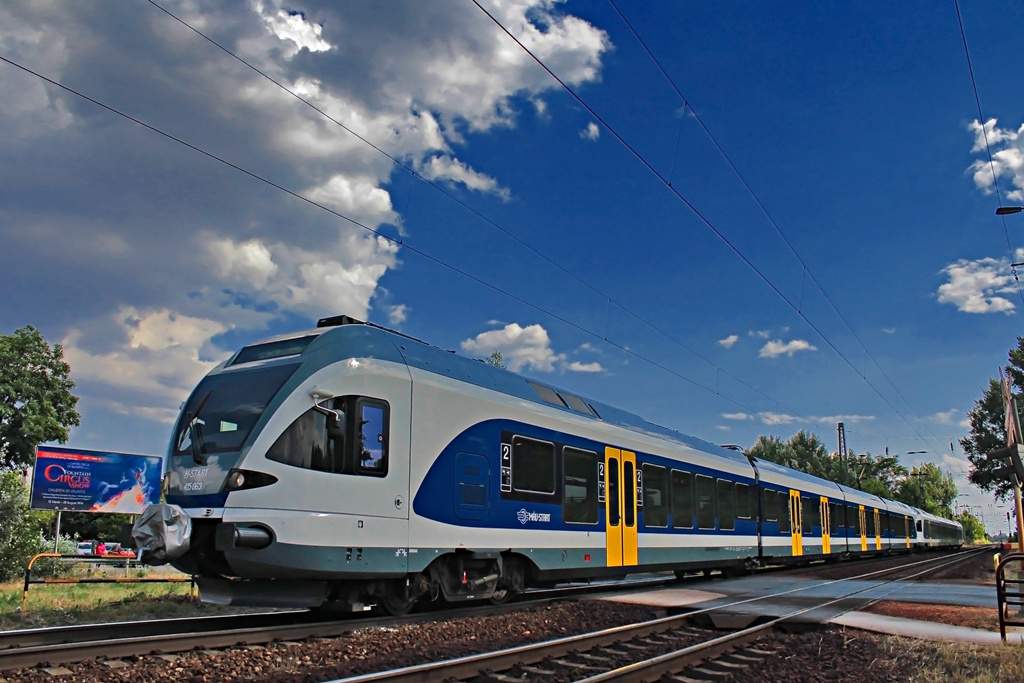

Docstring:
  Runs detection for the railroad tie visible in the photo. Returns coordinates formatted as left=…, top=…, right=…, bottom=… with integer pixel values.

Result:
left=550, top=658, right=605, bottom=673
left=479, top=671, right=531, bottom=683
left=688, top=665, right=733, bottom=681
left=519, top=664, right=558, bottom=676
left=574, top=653, right=614, bottom=664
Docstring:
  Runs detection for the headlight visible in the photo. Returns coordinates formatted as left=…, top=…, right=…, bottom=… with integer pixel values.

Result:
left=223, top=469, right=277, bottom=492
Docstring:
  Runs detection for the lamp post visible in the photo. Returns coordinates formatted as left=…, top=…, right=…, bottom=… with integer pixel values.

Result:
left=997, top=206, right=1023, bottom=215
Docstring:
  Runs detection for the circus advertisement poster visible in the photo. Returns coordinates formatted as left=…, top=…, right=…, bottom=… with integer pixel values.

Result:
left=30, top=446, right=163, bottom=514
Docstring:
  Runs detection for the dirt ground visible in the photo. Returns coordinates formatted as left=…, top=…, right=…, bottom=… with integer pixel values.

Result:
left=862, top=548, right=1002, bottom=631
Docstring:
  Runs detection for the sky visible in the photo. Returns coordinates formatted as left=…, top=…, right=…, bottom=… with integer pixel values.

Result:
left=3, top=0, right=1024, bottom=533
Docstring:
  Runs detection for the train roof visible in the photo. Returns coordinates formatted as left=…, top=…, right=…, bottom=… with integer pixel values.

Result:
left=234, top=317, right=752, bottom=469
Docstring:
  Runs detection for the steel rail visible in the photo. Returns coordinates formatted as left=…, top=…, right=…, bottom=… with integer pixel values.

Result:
left=0, top=576, right=671, bottom=671
left=319, top=547, right=990, bottom=683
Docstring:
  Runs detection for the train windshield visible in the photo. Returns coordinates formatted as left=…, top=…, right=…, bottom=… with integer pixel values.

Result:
left=173, top=363, right=299, bottom=456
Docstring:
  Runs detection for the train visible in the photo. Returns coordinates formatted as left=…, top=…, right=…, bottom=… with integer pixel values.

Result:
left=135, top=315, right=963, bottom=614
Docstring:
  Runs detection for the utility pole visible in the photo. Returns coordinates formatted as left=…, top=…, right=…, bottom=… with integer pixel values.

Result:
left=997, top=370, right=1024, bottom=552
left=837, top=422, right=847, bottom=487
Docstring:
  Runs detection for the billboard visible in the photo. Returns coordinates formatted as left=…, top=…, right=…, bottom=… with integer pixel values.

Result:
left=30, top=446, right=163, bottom=514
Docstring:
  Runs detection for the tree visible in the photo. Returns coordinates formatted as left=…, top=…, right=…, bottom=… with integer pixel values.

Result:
left=853, top=454, right=907, bottom=499
left=961, top=378, right=1016, bottom=501
left=0, top=470, right=40, bottom=581
left=961, top=337, right=1024, bottom=502
left=955, top=510, right=986, bottom=544
left=895, top=463, right=957, bottom=517
left=746, top=434, right=787, bottom=464
left=484, top=350, right=507, bottom=369
left=749, top=431, right=932, bottom=503
left=0, top=326, right=81, bottom=469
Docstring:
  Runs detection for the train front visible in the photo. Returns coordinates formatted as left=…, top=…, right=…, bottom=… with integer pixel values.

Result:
left=135, top=320, right=415, bottom=609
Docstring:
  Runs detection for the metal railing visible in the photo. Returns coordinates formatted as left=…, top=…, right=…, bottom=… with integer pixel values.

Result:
left=20, top=553, right=195, bottom=612
left=996, top=552, right=1024, bottom=641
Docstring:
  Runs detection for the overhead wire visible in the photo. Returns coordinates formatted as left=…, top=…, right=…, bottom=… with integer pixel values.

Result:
left=607, top=0, right=951, bottom=453
left=953, top=0, right=1024, bottom=308
left=0, top=52, right=804, bottom=430
left=470, top=0, right=946, bottom=455
left=142, top=0, right=829, bottom=433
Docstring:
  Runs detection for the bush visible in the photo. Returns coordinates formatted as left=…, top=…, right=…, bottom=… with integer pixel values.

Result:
left=28, top=534, right=80, bottom=578
left=0, top=470, right=39, bottom=582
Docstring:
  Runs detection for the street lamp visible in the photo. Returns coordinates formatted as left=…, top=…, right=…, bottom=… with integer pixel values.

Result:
left=997, top=206, right=1023, bottom=215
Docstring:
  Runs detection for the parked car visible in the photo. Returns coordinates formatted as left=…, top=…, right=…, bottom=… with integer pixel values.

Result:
left=75, top=541, right=94, bottom=556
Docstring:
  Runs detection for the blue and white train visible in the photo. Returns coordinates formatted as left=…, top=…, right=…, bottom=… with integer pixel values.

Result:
left=144, top=316, right=963, bottom=614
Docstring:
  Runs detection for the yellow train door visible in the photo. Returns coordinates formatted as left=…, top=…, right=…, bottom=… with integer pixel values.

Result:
left=874, top=509, right=882, bottom=550
left=820, top=497, right=831, bottom=554
left=790, top=490, right=803, bottom=556
left=858, top=505, right=867, bottom=552
left=904, top=516, right=911, bottom=549
left=604, top=447, right=638, bottom=567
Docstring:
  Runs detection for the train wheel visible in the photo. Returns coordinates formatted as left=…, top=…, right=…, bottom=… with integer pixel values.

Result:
left=374, top=595, right=416, bottom=617
left=489, top=586, right=517, bottom=605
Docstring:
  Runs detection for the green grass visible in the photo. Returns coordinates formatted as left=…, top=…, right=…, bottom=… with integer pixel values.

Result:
left=0, top=566, right=272, bottom=630
left=898, top=637, right=1024, bottom=683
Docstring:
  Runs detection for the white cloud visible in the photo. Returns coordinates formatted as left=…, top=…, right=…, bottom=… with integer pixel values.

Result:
left=933, top=409, right=968, bottom=428
left=567, top=360, right=604, bottom=373
left=62, top=307, right=232, bottom=420
left=0, top=2, right=611, bottom=448
left=937, top=254, right=1019, bottom=314
left=461, top=322, right=565, bottom=372
left=722, top=412, right=752, bottom=421
left=303, top=175, right=400, bottom=227
left=580, top=122, right=600, bottom=140
left=759, top=412, right=797, bottom=425
left=253, top=1, right=334, bottom=58
left=810, top=414, right=874, bottom=425
left=883, top=327, right=896, bottom=334
left=717, top=334, right=739, bottom=349
left=387, top=304, right=409, bottom=325
left=750, top=330, right=771, bottom=339
left=758, top=339, right=818, bottom=358
left=207, top=238, right=279, bottom=289
left=968, top=118, right=1024, bottom=202
left=418, top=155, right=511, bottom=200
left=204, top=233, right=400, bottom=319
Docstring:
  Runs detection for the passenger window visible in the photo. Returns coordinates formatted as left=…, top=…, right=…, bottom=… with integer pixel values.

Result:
left=802, top=496, right=818, bottom=534
left=696, top=475, right=715, bottom=529
left=735, top=483, right=753, bottom=519
left=761, top=488, right=778, bottom=522
left=716, top=479, right=735, bottom=531
left=829, top=502, right=840, bottom=534
left=512, top=436, right=555, bottom=494
left=671, top=469, right=694, bottom=529
left=777, top=491, right=790, bottom=534
left=624, top=461, right=636, bottom=527
left=356, top=399, right=388, bottom=476
left=267, top=407, right=333, bottom=471
left=866, top=508, right=876, bottom=537
left=267, top=395, right=387, bottom=477
left=563, top=447, right=598, bottom=525
left=642, top=464, right=668, bottom=528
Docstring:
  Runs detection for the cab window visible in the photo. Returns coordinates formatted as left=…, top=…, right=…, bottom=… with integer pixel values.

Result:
left=267, top=395, right=389, bottom=477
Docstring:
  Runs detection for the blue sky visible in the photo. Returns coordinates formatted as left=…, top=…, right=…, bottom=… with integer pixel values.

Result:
left=3, top=1, right=1024, bottom=532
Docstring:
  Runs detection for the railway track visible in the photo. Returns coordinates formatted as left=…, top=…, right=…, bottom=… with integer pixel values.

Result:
left=316, top=547, right=989, bottom=683
left=0, top=548, right=984, bottom=678
left=0, top=576, right=671, bottom=672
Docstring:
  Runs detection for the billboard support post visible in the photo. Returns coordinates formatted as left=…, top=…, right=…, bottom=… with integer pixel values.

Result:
left=54, top=511, right=61, bottom=553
